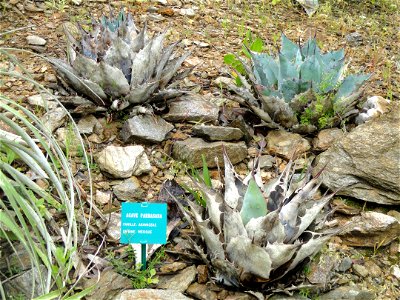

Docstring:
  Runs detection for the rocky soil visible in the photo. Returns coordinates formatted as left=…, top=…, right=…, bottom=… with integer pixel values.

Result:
left=1, top=0, right=399, bottom=299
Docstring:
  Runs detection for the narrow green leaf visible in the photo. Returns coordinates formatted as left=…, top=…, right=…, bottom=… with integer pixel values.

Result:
left=202, top=154, right=212, bottom=188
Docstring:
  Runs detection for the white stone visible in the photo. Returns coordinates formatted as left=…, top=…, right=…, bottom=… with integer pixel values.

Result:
left=26, top=35, right=47, bottom=46
left=96, top=145, right=152, bottom=178
left=27, top=94, right=58, bottom=109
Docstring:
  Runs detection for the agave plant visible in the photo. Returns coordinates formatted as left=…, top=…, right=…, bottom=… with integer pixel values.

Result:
left=173, top=150, right=335, bottom=288
left=225, top=34, right=370, bottom=132
left=50, top=9, right=190, bottom=111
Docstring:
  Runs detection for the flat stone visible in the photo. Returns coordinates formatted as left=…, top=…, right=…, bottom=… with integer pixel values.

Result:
left=320, top=285, right=375, bottom=300
left=192, top=125, right=243, bottom=141
left=83, top=269, right=131, bottom=300
left=96, top=145, right=152, bottom=178
left=364, top=260, right=382, bottom=277
left=352, top=264, right=368, bottom=277
left=266, top=130, right=311, bottom=159
left=197, top=265, right=208, bottom=284
left=77, top=114, right=102, bottom=135
left=114, top=289, right=191, bottom=300
left=186, top=283, right=218, bottom=300
left=248, top=155, right=275, bottom=170
left=103, top=212, right=120, bottom=241
left=163, top=94, right=219, bottom=123
left=338, top=211, right=400, bottom=247
left=41, top=107, right=67, bottom=132
left=312, top=128, right=344, bottom=151
left=172, top=138, right=247, bottom=168
left=27, top=94, right=58, bottom=109
left=113, top=177, right=144, bottom=201
left=157, top=265, right=197, bottom=293
left=314, top=102, right=400, bottom=205
left=121, top=115, right=174, bottom=143
left=26, top=35, right=47, bottom=46
left=306, top=253, right=336, bottom=286
left=159, top=262, right=187, bottom=273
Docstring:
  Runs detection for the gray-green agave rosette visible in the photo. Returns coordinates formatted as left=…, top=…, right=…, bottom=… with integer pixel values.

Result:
left=50, top=9, right=190, bottom=110
left=174, top=150, right=335, bottom=288
left=225, top=34, right=370, bottom=132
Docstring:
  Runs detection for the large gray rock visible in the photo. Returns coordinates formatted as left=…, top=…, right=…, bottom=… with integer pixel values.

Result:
left=163, top=94, right=219, bottom=123
left=114, top=289, right=191, bottom=300
left=27, top=93, right=58, bottom=109
left=314, top=102, right=400, bottom=205
left=77, top=114, right=102, bottom=135
left=113, top=177, right=144, bottom=201
left=319, top=285, right=375, bottom=300
left=172, top=138, right=247, bottom=168
left=41, top=107, right=67, bottom=132
left=121, top=115, right=174, bottom=143
left=192, top=125, right=243, bottom=141
left=4, top=265, right=47, bottom=298
left=96, top=145, right=152, bottom=178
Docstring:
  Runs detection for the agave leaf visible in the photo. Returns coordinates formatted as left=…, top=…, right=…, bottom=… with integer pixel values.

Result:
left=300, top=55, right=321, bottom=88
left=289, top=194, right=333, bottom=243
left=130, top=22, right=147, bottom=53
left=72, top=54, right=130, bottom=98
left=259, top=95, right=298, bottom=128
left=265, top=242, right=301, bottom=269
left=281, top=34, right=300, bottom=62
left=278, top=53, right=299, bottom=86
left=155, top=41, right=179, bottom=79
left=124, top=81, right=159, bottom=105
left=223, top=207, right=248, bottom=244
left=130, top=39, right=154, bottom=87
left=145, top=31, right=167, bottom=82
left=240, top=178, right=267, bottom=226
left=212, top=259, right=240, bottom=287
left=245, top=211, right=285, bottom=245
left=159, top=51, right=191, bottom=89
left=197, top=220, right=225, bottom=260
left=281, top=232, right=331, bottom=277
left=226, top=236, right=272, bottom=280
left=103, top=37, right=132, bottom=81
left=301, top=38, right=320, bottom=58
left=49, top=58, right=108, bottom=106
left=251, top=52, right=278, bottom=88
left=334, top=74, right=371, bottom=102
left=192, top=179, right=223, bottom=232
left=280, top=78, right=303, bottom=102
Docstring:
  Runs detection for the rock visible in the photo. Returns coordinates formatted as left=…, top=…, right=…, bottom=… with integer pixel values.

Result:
left=172, top=138, right=247, bottom=168
left=55, top=127, right=81, bottom=156
left=113, top=177, right=144, bottom=201
left=248, top=155, right=275, bottom=170
left=355, top=96, right=391, bottom=125
left=266, top=130, right=311, bottom=159
left=192, top=125, right=243, bottom=141
left=364, top=260, right=382, bottom=277
left=320, top=285, right=375, bottom=300
left=331, top=198, right=361, bottom=215
left=338, top=211, right=400, bottom=247
left=96, top=145, right=152, bottom=178
left=392, top=265, right=400, bottom=280
left=41, top=107, right=67, bottom=132
left=352, top=264, right=369, bottom=277
left=186, top=283, right=218, bottom=300
left=27, top=94, right=58, bottom=109
left=157, top=265, right=197, bottom=293
left=26, top=35, right=47, bottom=46
left=71, top=0, right=82, bottom=4
left=312, top=128, right=344, bottom=151
left=338, top=257, right=353, bottom=272
left=159, top=262, right=187, bottom=273
left=121, top=115, right=174, bottom=143
left=306, top=253, right=336, bottom=286
left=179, top=8, right=196, bottom=17
left=95, top=190, right=112, bottom=205
left=115, top=289, right=191, bottom=300
left=103, top=212, right=121, bottom=240
left=4, top=265, right=47, bottom=298
left=163, top=94, right=219, bottom=123
left=314, top=102, right=400, bottom=205
left=388, top=210, right=400, bottom=222
left=77, top=114, right=102, bottom=135
left=83, top=269, right=131, bottom=300
left=346, top=32, right=363, bottom=46
left=269, top=294, right=310, bottom=300
left=197, top=265, right=208, bottom=284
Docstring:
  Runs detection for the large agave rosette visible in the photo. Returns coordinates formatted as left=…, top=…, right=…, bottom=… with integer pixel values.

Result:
left=50, top=9, right=190, bottom=110
left=174, top=150, right=335, bottom=288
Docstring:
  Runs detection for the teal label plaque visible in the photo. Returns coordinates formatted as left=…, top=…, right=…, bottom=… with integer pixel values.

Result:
left=120, top=202, right=167, bottom=244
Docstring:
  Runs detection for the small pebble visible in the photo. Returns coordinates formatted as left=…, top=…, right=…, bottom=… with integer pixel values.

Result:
left=26, top=35, right=47, bottom=46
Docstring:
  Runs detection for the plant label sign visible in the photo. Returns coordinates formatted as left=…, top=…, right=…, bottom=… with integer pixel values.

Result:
left=120, top=202, right=167, bottom=244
